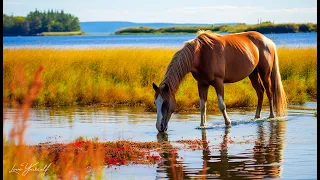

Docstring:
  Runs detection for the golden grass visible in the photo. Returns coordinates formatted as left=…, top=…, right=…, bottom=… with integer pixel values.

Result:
left=3, top=47, right=316, bottom=112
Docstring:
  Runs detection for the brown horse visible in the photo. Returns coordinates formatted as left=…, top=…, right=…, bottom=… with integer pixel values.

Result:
left=153, top=30, right=287, bottom=132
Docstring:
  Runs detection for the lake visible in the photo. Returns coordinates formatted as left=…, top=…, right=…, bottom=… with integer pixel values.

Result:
left=3, top=102, right=317, bottom=179
left=3, top=31, right=317, bottom=179
left=3, top=32, right=317, bottom=49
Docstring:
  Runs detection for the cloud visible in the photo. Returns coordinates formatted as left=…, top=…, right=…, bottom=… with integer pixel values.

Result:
left=257, top=8, right=317, bottom=14
left=167, top=5, right=317, bottom=14
left=4, top=1, right=22, bottom=5
left=167, top=5, right=258, bottom=13
left=85, top=9, right=129, bottom=15
left=80, top=5, right=316, bottom=23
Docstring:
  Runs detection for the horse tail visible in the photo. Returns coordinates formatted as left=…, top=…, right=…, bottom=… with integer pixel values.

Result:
left=271, top=46, right=287, bottom=117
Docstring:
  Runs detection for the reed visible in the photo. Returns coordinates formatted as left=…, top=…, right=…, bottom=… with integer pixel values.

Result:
left=3, top=47, right=316, bottom=112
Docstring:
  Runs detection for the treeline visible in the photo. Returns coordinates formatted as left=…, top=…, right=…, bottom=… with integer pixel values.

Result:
left=115, top=22, right=317, bottom=34
left=3, top=9, right=81, bottom=36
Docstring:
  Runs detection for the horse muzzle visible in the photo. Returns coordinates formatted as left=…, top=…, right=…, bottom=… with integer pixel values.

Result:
left=156, top=119, right=168, bottom=132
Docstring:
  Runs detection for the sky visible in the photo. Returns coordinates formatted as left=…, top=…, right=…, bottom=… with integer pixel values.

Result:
left=3, top=0, right=317, bottom=24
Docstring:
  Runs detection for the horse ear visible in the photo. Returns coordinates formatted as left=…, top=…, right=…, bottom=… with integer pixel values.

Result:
left=160, top=83, right=169, bottom=93
left=152, top=83, right=159, bottom=92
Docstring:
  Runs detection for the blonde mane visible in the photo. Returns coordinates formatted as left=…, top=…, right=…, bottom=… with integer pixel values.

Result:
left=196, top=30, right=222, bottom=49
left=160, top=41, right=195, bottom=98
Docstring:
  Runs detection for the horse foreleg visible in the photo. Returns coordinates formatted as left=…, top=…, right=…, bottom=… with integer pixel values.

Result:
left=213, top=79, right=231, bottom=126
left=198, top=83, right=209, bottom=127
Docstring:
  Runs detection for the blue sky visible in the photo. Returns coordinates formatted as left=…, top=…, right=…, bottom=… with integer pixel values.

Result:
left=3, top=0, right=317, bottom=24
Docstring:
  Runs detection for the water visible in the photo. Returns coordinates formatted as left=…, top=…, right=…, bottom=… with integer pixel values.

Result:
left=3, top=32, right=317, bottom=49
left=3, top=102, right=317, bottom=179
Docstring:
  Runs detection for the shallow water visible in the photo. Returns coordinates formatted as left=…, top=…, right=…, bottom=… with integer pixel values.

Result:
left=3, top=102, right=317, bottom=179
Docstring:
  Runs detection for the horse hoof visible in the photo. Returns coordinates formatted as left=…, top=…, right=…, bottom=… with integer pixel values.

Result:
left=199, top=125, right=208, bottom=129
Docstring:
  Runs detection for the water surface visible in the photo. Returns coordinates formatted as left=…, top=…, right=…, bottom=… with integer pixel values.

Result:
left=3, top=32, right=317, bottom=49
left=3, top=102, right=317, bottom=179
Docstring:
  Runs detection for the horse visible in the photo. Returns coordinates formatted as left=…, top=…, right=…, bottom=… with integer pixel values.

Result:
left=152, top=30, right=287, bottom=132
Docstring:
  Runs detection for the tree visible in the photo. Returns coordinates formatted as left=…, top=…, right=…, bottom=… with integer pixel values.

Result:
left=3, top=9, right=82, bottom=36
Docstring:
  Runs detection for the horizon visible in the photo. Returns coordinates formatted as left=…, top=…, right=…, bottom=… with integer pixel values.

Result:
left=79, top=21, right=239, bottom=24
left=4, top=0, right=317, bottom=24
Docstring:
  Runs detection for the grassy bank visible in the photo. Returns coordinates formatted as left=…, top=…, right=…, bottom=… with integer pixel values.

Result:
left=38, top=31, right=86, bottom=36
left=3, top=47, right=316, bottom=111
left=115, top=22, right=317, bottom=34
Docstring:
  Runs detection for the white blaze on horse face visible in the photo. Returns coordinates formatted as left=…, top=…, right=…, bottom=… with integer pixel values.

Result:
left=155, top=94, right=164, bottom=130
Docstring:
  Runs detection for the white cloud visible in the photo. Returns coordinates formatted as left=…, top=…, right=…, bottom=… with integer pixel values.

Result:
left=257, top=8, right=317, bottom=13
left=4, top=1, right=22, bottom=5
left=167, top=5, right=317, bottom=14
left=79, top=5, right=317, bottom=23
left=167, top=5, right=256, bottom=13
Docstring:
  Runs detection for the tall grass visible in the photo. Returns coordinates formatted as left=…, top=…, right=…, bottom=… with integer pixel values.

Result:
left=3, top=47, right=316, bottom=112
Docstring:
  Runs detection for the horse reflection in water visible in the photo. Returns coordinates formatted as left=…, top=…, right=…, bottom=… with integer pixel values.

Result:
left=156, top=120, right=286, bottom=179
left=156, top=132, right=187, bottom=180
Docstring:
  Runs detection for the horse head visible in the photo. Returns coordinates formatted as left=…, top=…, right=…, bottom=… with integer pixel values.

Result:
left=152, top=82, right=176, bottom=132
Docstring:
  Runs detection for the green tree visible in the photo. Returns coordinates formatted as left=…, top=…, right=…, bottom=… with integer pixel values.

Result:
left=3, top=9, right=82, bottom=36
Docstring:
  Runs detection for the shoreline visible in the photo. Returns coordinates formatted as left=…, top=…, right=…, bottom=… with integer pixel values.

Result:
left=3, top=31, right=86, bottom=37
left=3, top=31, right=317, bottom=37
left=115, top=23, right=317, bottom=35
left=114, top=31, right=317, bottom=35
left=3, top=101, right=316, bottom=113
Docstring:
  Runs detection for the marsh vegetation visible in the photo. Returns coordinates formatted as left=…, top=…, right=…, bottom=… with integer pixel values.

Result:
left=3, top=47, right=316, bottom=111
left=115, top=22, right=317, bottom=34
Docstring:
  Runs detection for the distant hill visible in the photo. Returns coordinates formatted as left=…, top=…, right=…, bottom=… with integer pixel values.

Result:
left=80, top=21, right=239, bottom=34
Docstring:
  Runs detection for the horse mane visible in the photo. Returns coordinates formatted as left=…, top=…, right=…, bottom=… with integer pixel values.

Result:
left=196, top=30, right=222, bottom=50
left=159, top=30, right=220, bottom=97
left=160, top=40, right=195, bottom=98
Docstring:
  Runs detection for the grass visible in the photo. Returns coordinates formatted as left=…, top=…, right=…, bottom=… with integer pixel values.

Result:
left=115, top=22, right=317, bottom=34
left=3, top=47, right=316, bottom=112
left=39, top=31, right=86, bottom=36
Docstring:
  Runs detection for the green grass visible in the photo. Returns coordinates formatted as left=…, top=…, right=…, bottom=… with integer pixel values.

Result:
left=3, top=47, right=316, bottom=111
left=115, top=22, right=317, bottom=34
left=39, top=31, right=86, bottom=36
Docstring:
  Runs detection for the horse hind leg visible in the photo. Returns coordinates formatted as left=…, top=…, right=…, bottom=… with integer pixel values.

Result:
left=249, top=69, right=265, bottom=118
left=259, top=69, right=275, bottom=118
